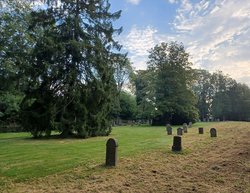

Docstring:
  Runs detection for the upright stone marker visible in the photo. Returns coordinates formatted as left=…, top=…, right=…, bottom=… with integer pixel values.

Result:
left=198, top=127, right=204, bottom=134
left=210, top=128, right=217, bottom=137
left=188, top=122, right=192, bottom=128
left=172, top=136, right=182, bottom=151
left=106, top=138, right=118, bottom=166
left=183, top=125, right=188, bottom=133
left=177, top=127, right=183, bottom=135
left=166, top=124, right=172, bottom=135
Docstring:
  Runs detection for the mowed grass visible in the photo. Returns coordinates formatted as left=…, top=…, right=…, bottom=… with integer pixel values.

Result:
left=0, top=122, right=214, bottom=183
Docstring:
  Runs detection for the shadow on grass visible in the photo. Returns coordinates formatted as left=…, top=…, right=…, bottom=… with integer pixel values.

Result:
left=0, top=134, right=94, bottom=141
left=164, top=148, right=192, bottom=155
left=24, top=133, right=108, bottom=141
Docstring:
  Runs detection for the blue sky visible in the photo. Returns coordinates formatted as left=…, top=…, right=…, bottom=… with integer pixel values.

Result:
left=109, top=0, right=250, bottom=86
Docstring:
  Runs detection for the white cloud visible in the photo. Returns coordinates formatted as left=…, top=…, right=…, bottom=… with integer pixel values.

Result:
left=120, top=26, right=174, bottom=69
left=167, top=0, right=178, bottom=4
left=120, top=26, right=158, bottom=69
left=171, top=0, right=250, bottom=85
left=122, top=26, right=157, bottom=56
left=126, top=0, right=141, bottom=5
left=121, top=0, right=250, bottom=86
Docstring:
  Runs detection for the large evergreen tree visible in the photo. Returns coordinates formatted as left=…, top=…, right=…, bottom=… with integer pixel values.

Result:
left=18, top=0, right=125, bottom=138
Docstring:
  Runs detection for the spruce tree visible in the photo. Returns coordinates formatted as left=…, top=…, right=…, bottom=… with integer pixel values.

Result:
left=20, top=0, right=124, bottom=138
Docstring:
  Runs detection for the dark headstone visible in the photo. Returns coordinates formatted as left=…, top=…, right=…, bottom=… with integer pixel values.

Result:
left=198, top=127, right=204, bottom=134
left=177, top=127, right=183, bottom=135
left=188, top=122, right=192, bottom=128
left=210, top=128, right=217, bottom=137
left=106, top=138, right=118, bottom=166
left=172, top=136, right=182, bottom=151
left=166, top=124, right=172, bottom=135
left=183, top=125, right=188, bottom=133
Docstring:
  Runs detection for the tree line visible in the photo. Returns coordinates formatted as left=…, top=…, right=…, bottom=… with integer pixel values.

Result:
left=124, top=43, right=250, bottom=125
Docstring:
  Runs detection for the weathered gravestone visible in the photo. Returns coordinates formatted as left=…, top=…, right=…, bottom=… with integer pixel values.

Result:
left=183, top=123, right=188, bottom=133
left=166, top=124, right=172, bottom=135
left=188, top=122, right=192, bottom=128
left=210, top=128, right=217, bottom=137
left=172, top=136, right=182, bottom=151
left=183, top=125, right=188, bottom=133
left=198, top=127, right=204, bottom=134
left=177, top=127, right=183, bottom=135
left=106, top=138, right=118, bottom=166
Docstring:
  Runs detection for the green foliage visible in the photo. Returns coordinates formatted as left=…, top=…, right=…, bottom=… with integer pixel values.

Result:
left=133, top=70, right=157, bottom=120
left=212, top=82, right=250, bottom=121
left=110, top=55, right=134, bottom=120
left=20, top=90, right=56, bottom=137
left=136, top=42, right=199, bottom=125
left=192, top=69, right=214, bottom=120
left=1, top=0, right=127, bottom=138
left=0, top=0, right=32, bottom=129
left=0, top=92, right=23, bottom=126
left=113, top=54, right=134, bottom=93
left=193, top=70, right=250, bottom=121
left=119, top=91, right=137, bottom=120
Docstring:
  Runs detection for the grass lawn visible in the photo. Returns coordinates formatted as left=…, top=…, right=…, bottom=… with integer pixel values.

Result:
left=0, top=122, right=214, bottom=183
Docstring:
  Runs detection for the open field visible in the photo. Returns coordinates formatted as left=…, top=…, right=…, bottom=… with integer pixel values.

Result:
left=0, top=122, right=250, bottom=193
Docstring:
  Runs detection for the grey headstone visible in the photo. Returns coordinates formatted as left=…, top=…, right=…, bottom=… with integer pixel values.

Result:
left=210, top=128, right=217, bottom=137
left=166, top=124, right=172, bottom=135
left=183, top=125, right=188, bottom=133
left=177, top=127, right=183, bottom=135
left=172, top=136, right=182, bottom=151
left=183, top=123, right=188, bottom=127
left=166, top=124, right=171, bottom=129
left=106, top=138, right=118, bottom=166
left=188, top=122, right=192, bottom=128
left=198, top=127, right=204, bottom=134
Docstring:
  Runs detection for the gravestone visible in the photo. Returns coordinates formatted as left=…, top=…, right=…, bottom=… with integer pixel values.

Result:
left=166, top=124, right=172, bottom=135
left=177, top=127, right=183, bottom=135
left=188, top=122, right=192, bottom=128
left=172, top=136, right=182, bottom=151
left=183, top=125, right=188, bottom=133
left=183, top=123, right=188, bottom=127
left=106, top=138, right=118, bottom=166
left=210, top=128, right=217, bottom=137
left=198, top=127, right=204, bottom=134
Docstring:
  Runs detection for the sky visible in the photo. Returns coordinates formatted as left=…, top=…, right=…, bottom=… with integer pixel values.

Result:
left=109, top=0, right=250, bottom=86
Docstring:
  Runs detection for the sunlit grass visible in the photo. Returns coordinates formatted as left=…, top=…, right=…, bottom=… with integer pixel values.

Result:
left=0, top=122, right=216, bottom=182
